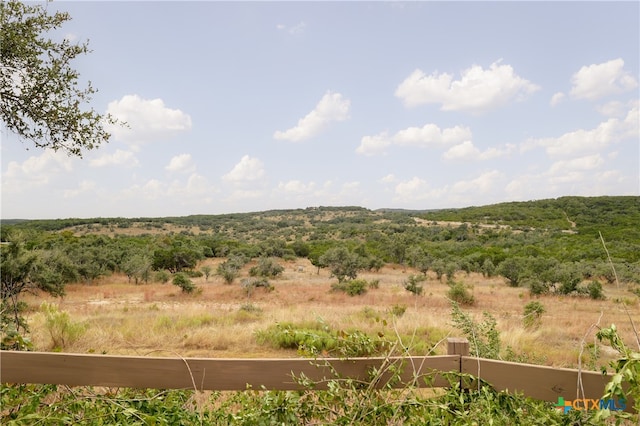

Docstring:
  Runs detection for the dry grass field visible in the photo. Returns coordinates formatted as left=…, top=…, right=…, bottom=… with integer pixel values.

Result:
left=23, top=258, right=638, bottom=371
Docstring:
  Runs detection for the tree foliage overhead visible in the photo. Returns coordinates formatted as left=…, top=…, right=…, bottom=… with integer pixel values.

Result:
left=0, top=0, right=116, bottom=157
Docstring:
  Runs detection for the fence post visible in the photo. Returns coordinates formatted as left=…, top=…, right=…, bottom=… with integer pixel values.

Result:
left=447, top=337, right=469, bottom=390
left=447, top=337, right=469, bottom=358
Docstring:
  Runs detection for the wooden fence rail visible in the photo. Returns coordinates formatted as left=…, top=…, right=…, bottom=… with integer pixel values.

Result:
left=0, top=338, right=633, bottom=412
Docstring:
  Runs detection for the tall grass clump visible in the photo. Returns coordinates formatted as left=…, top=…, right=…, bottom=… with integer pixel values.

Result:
left=40, top=302, right=86, bottom=351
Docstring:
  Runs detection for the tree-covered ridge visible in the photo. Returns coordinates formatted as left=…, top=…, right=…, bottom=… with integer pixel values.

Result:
left=3, top=196, right=638, bottom=247
left=415, top=196, right=640, bottom=231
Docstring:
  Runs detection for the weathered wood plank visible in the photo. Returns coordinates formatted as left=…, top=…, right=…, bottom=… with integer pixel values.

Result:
left=461, top=356, right=615, bottom=403
left=0, top=351, right=459, bottom=390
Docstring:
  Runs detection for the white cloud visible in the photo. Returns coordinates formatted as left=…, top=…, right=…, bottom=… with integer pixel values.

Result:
left=277, top=21, right=306, bottom=35
left=167, top=173, right=211, bottom=196
left=120, top=179, right=166, bottom=201
left=597, top=101, right=627, bottom=117
left=569, top=58, right=638, bottom=101
left=64, top=180, right=96, bottom=199
left=278, top=180, right=316, bottom=194
left=274, top=91, right=350, bottom=142
left=393, top=177, right=432, bottom=202
left=442, top=141, right=516, bottom=161
left=105, top=95, right=192, bottom=144
left=357, top=124, right=472, bottom=156
left=121, top=173, right=213, bottom=204
left=356, top=133, right=392, bottom=156
left=548, top=154, right=604, bottom=175
left=525, top=106, right=639, bottom=158
left=550, top=92, right=566, bottom=107
left=443, top=141, right=480, bottom=160
left=165, top=154, right=195, bottom=173
left=395, top=60, right=539, bottom=113
left=451, top=170, right=503, bottom=194
left=380, top=174, right=397, bottom=184
left=90, top=149, right=139, bottom=168
left=394, top=124, right=472, bottom=147
left=2, top=150, right=74, bottom=192
left=222, top=155, right=265, bottom=182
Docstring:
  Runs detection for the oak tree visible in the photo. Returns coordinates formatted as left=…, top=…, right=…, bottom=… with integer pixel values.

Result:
left=1, top=0, right=117, bottom=157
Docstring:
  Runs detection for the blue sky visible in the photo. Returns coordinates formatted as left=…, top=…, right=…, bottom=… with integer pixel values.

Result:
left=1, top=1, right=639, bottom=219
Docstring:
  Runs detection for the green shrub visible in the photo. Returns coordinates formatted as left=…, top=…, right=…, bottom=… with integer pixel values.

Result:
left=331, top=279, right=368, bottom=296
left=403, top=274, right=424, bottom=296
left=154, top=270, right=170, bottom=284
left=523, top=301, right=545, bottom=329
left=172, top=273, right=196, bottom=293
left=249, top=257, right=284, bottom=278
left=256, top=322, right=387, bottom=357
left=368, top=279, right=380, bottom=289
left=526, top=278, right=549, bottom=296
left=241, top=277, right=273, bottom=297
left=447, top=281, right=475, bottom=305
left=586, top=281, right=605, bottom=300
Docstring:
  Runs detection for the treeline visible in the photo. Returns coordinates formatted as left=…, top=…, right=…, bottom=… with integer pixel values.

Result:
left=2, top=197, right=640, bottom=288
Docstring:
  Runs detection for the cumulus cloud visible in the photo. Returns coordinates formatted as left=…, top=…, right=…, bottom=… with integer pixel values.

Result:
left=394, top=124, right=472, bottom=147
left=105, top=94, right=192, bottom=144
left=569, top=58, right=638, bottom=101
left=357, top=124, right=471, bottom=156
left=278, top=180, right=316, bottom=194
left=356, top=133, right=392, bottom=156
left=380, top=174, right=397, bottom=184
left=222, top=155, right=265, bottom=182
left=274, top=91, right=350, bottom=142
left=597, top=100, right=638, bottom=118
left=451, top=170, right=503, bottom=194
left=165, top=154, right=195, bottom=173
left=393, top=177, right=439, bottom=203
left=524, top=106, right=639, bottom=158
left=2, top=150, right=74, bottom=192
left=548, top=154, right=604, bottom=175
left=442, top=141, right=480, bottom=160
left=121, top=173, right=212, bottom=202
left=390, top=171, right=504, bottom=207
left=550, top=92, right=566, bottom=107
left=443, top=141, right=516, bottom=161
left=90, top=149, right=139, bottom=168
left=168, top=173, right=210, bottom=196
left=395, top=60, right=539, bottom=113
left=64, top=180, right=96, bottom=199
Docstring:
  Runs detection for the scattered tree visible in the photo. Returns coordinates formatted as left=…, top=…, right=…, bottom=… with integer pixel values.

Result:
left=497, top=257, right=527, bottom=287
left=319, top=246, right=364, bottom=283
left=172, top=273, right=196, bottom=293
left=1, top=240, right=71, bottom=346
left=217, top=255, right=247, bottom=285
left=201, top=265, right=213, bottom=281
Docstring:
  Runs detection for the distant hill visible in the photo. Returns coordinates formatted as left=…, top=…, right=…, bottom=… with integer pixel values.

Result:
left=2, top=196, right=638, bottom=240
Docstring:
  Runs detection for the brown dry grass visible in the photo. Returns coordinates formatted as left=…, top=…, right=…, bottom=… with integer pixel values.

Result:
left=22, top=258, right=638, bottom=370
